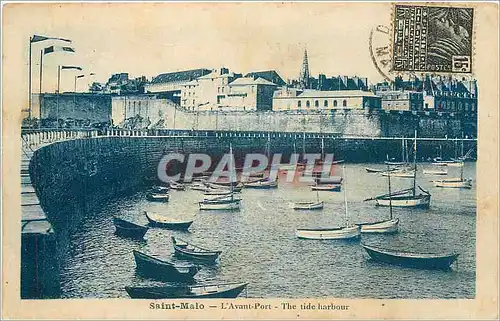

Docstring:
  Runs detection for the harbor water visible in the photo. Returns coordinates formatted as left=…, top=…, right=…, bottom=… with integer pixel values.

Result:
left=59, top=163, right=476, bottom=299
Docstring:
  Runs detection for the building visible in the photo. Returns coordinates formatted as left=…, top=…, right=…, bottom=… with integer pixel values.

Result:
left=298, top=49, right=311, bottom=89
left=218, top=77, right=277, bottom=111
left=180, top=68, right=242, bottom=111
left=373, top=75, right=478, bottom=114
left=273, top=88, right=381, bottom=111
left=145, top=68, right=212, bottom=103
left=245, top=70, right=286, bottom=86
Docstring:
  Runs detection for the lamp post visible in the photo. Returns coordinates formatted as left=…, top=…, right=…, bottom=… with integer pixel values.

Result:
left=28, top=35, right=72, bottom=122
left=56, top=65, right=82, bottom=128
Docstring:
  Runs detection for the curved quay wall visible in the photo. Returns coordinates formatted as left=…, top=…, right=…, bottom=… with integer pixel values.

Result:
left=21, top=130, right=477, bottom=299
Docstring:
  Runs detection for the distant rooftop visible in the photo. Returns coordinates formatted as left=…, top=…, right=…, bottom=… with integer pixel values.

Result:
left=297, top=90, right=377, bottom=98
left=229, top=77, right=277, bottom=86
left=151, top=68, right=212, bottom=84
left=245, top=70, right=286, bottom=86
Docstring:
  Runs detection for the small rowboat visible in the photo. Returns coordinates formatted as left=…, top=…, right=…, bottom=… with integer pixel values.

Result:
left=144, top=211, right=193, bottom=230
left=366, top=167, right=398, bottom=173
left=384, top=161, right=406, bottom=166
left=423, top=169, right=448, bottom=175
left=133, top=250, right=200, bottom=281
left=311, top=184, right=341, bottom=192
left=203, top=189, right=240, bottom=196
left=291, top=201, right=324, bottom=210
left=169, top=181, right=186, bottom=190
left=356, top=218, right=399, bottom=234
left=296, top=225, right=361, bottom=240
left=433, top=178, right=472, bottom=189
left=314, top=176, right=343, bottom=184
left=171, top=236, right=221, bottom=263
left=125, top=282, right=248, bottom=299
left=199, top=197, right=241, bottom=211
left=146, top=193, right=170, bottom=202
left=361, top=243, right=459, bottom=270
left=112, top=217, right=148, bottom=239
left=205, top=182, right=243, bottom=192
left=203, top=194, right=242, bottom=201
left=151, top=185, right=170, bottom=193
left=381, top=170, right=415, bottom=178
left=190, top=183, right=209, bottom=191
left=244, top=179, right=278, bottom=189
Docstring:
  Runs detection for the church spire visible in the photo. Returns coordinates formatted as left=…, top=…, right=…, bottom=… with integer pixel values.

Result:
left=299, top=48, right=310, bottom=89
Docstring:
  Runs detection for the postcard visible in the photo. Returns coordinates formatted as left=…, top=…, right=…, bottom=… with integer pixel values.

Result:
left=2, top=1, right=499, bottom=319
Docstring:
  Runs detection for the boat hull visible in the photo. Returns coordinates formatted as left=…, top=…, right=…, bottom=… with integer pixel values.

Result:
left=296, top=226, right=361, bottom=240
left=199, top=200, right=241, bottom=211
left=434, top=180, right=472, bottom=189
left=361, top=244, right=459, bottom=270
left=376, top=195, right=430, bottom=208
left=357, top=218, right=399, bottom=234
left=291, top=201, right=324, bottom=210
left=113, top=218, right=148, bottom=239
left=145, top=213, right=193, bottom=230
left=125, top=283, right=248, bottom=299
left=133, top=250, right=199, bottom=281
left=311, top=184, right=341, bottom=192
left=146, top=193, right=170, bottom=202
left=173, top=247, right=221, bottom=263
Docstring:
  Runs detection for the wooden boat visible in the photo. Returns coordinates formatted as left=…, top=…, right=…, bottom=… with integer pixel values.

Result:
left=112, top=217, right=148, bottom=239
left=433, top=164, right=472, bottom=188
left=366, top=167, right=395, bottom=173
left=205, top=182, right=244, bottom=192
left=361, top=243, right=459, bottom=270
left=171, top=236, right=221, bottom=262
left=144, top=211, right=193, bottom=230
left=248, top=172, right=265, bottom=178
left=291, top=192, right=324, bottom=210
left=169, top=181, right=186, bottom=190
left=423, top=169, right=448, bottom=175
left=203, top=194, right=242, bottom=201
left=384, top=161, right=405, bottom=166
left=199, top=197, right=241, bottom=210
left=244, top=179, right=278, bottom=189
left=146, top=192, right=170, bottom=202
left=125, top=282, right=248, bottom=299
left=203, top=189, right=240, bottom=196
left=199, top=143, right=241, bottom=211
left=133, top=250, right=200, bottom=281
left=366, top=131, right=431, bottom=208
left=190, top=183, right=209, bottom=191
left=356, top=167, right=399, bottom=234
left=314, top=176, right=343, bottom=185
left=291, top=201, right=324, bottom=210
left=151, top=185, right=170, bottom=193
left=311, top=184, right=341, bottom=192
left=296, top=165, right=361, bottom=240
left=381, top=169, right=415, bottom=178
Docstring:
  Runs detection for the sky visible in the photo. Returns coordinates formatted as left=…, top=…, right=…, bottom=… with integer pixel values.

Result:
left=4, top=3, right=393, bottom=103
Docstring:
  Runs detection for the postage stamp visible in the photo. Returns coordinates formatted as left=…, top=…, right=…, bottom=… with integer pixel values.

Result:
left=392, top=4, right=474, bottom=73
left=2, top=1, right=499, bottom=320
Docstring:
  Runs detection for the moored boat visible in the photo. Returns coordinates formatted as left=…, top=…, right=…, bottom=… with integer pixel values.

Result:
left=133, top=250, right=200, bottom=281
left=146, top=192, right=170, bottom=202
left=381, top=170, right=415, bottom=178
left=169, top=181, right=186, bottom=190
left=291, top=201, right=324, bottom=210
left=171, top=236, right=221, bottom=263
left=311, top=184, right=341, bottom=192
left=423, top=169, right=448, bottom=175
left=205, top=182, right=244, bottom=192
left=244, top=179, right=278, bottom=189
left=296, top=165, right=361, bottom=240
left=125, top=282, right=248, bottom=299
left=144, top=211, right=193, bottom=230
left=432, top=162, right=472, bottom=188
left=314, top=176, right=343, bottom=185
left=112, top=217, right=148, bottom=239
left=199, top=197, right=241, bottom=210
left=361, top=243, right=459, bottom=270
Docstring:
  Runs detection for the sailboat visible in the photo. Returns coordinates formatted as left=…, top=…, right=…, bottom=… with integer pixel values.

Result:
left=356, top=165, right=399, bottom=233
left=291, top=191, right=324, bottom=210
left=296, top=165, right=361, bottom=240
left=199, top=143, right=241, bottom=210
left=365, top=130, right=431, bottom=208
left=279, top=140, right=305, bottom=171
left=432, top=162, right=472, bottom=188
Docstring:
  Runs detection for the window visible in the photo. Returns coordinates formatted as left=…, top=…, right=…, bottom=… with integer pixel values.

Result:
left=342, top=100, right=347, bottom=107
left=333, top=100, right=338, bottom=107
left=306, top=101, right=310, bottom=108
left=298, top=101, right=302, bottom=108
left=324, top=100, right=328, bottom=107
left=425, top=103, right=429, bottom=109
left=315, top=100, right=319, bottom=107
left=192, top=99, right=195, bottom=105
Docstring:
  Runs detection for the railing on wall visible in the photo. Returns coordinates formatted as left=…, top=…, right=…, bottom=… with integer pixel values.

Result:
left=21, top=128, right=100, bottom=150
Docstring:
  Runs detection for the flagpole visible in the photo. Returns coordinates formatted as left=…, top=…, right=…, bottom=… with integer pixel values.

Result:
left=57, top=65, right=61, bottom=128
left=28, top=37, right=32, bottom=119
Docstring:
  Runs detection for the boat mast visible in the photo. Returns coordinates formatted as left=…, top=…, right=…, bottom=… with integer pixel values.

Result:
left=321, top=137, right=325, bottom=161
left=342, top=165, right=348, bottom=227
left=412, top=130, right=417, bottom=196
left=387, top=164, right=393, bottom=220
left=401, top=138, right=405, bottom=163
left=229, top=143, right=234, bottom=200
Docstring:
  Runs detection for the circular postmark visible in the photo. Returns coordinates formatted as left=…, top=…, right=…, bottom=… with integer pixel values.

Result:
left=368, top=25, right=393, bottom=82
